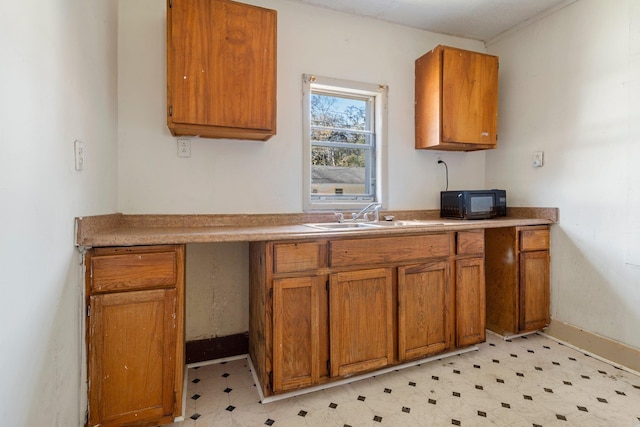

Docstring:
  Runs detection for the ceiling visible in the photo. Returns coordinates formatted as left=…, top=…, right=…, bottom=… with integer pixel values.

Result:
left=284, top=0, right=574, bottom=42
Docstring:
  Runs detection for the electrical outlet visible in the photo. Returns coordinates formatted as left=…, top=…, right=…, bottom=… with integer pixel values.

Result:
left=532, top=151, right=544, bottom=168
left=177, top=139, right=191, bottom=158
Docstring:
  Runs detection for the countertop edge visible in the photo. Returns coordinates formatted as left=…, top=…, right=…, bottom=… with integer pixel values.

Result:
left=75, top=208, right=558, bottom=248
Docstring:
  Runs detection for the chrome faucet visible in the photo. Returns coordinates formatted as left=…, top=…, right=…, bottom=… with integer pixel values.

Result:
left=351, top=202, right=382, bottom=222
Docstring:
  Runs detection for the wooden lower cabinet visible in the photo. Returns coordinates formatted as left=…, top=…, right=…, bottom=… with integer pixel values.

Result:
left=485, top=226, right=550, bottom=336
left=272, top=275, right=329, bottom=392
left=455, top=257, right=486, bottom=347
left=330, top=268, right=395, bottom=377
left=520, top=250, right=550, bottom=332
left=85, top=245, right=185, bottom=427
left=249, top=231, right=489, bottom=397
left=398, top=261, right=452, bottom=361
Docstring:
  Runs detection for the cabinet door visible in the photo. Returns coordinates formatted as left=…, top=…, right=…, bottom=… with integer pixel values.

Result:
left=330, top=268, right=394, bottom=377
left=398, top=261, right=452, bottom=361
left=519, top=251, right=550, bottom=332
left=272, top=276, right=329, bottom=392
left=167, top=0, right=277, bottom=140
left=442, top=47, right=498, bottom=146
left=456, top=257, right=486, bottom=347
left=88, top=289, right=178, bottom=427
left=484, top=227, right=519, bottom=334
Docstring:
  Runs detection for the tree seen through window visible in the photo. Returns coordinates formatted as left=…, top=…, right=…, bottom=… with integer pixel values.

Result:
left=310, top=92, right=372, bottom=197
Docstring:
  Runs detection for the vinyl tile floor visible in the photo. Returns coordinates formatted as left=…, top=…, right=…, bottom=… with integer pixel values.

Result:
left=166, top=332, right=640, bottom=426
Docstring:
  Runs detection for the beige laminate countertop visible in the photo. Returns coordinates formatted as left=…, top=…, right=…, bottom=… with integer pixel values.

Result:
left=75, top=208, right=558, bottom=248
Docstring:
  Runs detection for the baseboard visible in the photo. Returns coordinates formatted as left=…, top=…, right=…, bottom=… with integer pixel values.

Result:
left=543, top=320, right=640, bottom=374
left=184, top=324, right=640, bottom=376
left=185, top=332, right=249, bottom=364
left=253, top=346, right=480, bottom=404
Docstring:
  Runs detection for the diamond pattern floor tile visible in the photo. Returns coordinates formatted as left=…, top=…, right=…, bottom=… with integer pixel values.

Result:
left=165, top=333, right=640, bottom=426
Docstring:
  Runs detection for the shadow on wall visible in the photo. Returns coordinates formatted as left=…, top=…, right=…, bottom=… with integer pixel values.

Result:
left=549, top=226, right=639, bottom=349
left=25, top=250, right=83, bottom=427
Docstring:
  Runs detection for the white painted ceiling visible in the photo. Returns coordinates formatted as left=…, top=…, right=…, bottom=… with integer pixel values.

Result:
left=284, top=0, right=573, bottom=42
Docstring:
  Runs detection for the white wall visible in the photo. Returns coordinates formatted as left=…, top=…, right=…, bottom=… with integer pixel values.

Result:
left=117, top=0, right=489, bottom=339
left=2, top=1, right=636, bottom=425
left=117, top=0, right=487, bottom=215
left=0, top=0, right=118, bottom=426
left=487, top=0, right=640, bottom=348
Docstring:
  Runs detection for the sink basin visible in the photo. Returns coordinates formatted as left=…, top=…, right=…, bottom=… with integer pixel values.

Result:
left=378, top=220, right=467, bottom=226
left=304, top=222, right=382, bottom=231
left=303, top=220, right=463, bottom=231
left=374, top=220, right=428, bottom=227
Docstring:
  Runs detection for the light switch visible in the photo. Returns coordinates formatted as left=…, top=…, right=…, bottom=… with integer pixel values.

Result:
left=532, top=151, right=544, bottom=168
left=74, top=140, right=84, bottom=171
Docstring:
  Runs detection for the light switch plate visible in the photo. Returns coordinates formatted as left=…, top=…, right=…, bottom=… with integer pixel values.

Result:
left=74, top=140, right=84, bottom=171
left=533, top=151, right=544, bottom=168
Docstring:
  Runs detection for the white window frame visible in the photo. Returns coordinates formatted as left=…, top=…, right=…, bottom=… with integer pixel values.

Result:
left=302, top=74, right=388, bottom=212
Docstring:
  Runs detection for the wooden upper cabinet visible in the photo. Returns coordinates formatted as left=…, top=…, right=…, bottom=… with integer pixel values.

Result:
left=415, top=45, right=498, bottom=151
left=167, top=0, right=277, bottom=140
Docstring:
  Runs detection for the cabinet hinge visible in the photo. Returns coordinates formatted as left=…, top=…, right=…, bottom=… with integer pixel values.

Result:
left=269, top=372, right=273, bottom=387
left=87, top=305, right=91, bottom=317
left=326, top=360, right=330, bottom=372
left=169, top=0, right=172, bottom=8
left=326, top=280, right=329, bottom=291
left=169, top=106, right=173, bottom=117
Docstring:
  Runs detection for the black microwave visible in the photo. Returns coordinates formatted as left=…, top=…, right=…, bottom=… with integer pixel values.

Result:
left=440, top=189, right=507, bottom=220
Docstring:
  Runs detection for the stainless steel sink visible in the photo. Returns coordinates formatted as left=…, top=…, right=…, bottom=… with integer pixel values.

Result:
left=374, top=220, right=430, bottom=227
left=303, top=219, right=463, bottom=231
left=303, top=222, right=383, bottom=231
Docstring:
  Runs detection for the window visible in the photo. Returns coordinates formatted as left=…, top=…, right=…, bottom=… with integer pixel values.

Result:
left=302, top=74, right=387, bottom=211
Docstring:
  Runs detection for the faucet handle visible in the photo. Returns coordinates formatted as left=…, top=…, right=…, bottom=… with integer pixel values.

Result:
left=334, top=212, right=344, bottom=223
left=364, top=210, right=380, bottom=222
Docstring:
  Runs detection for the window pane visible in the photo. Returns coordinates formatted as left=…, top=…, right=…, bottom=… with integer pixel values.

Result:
left=311, top=93, right=367, bottom=130
left=311, top=129, right=368, bottom=144
left=312, top=146, right=365, bottom=168
left=311, top=146, right=369, bottom=196
left=303, top=74, right=386, bottom=210
left=311, top=165, right=365, bottom=196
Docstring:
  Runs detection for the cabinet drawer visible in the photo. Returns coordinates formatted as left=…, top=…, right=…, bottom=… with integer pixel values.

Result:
left=90, top=251, right=178, bottom=293
left=273, top=242, right=324, bottom=273
left=457, top=230, right=484, bottom=256
left=520, top=228, right=550, bottom=251
left=330, top=234, right=451, bottom=267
